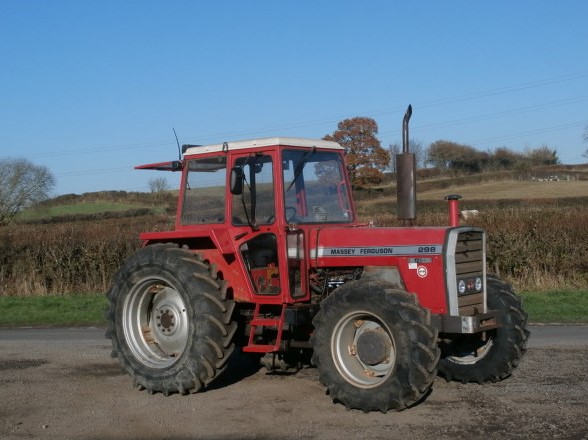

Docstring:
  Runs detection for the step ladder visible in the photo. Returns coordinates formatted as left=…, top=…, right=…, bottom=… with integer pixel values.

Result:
left=243, top=303, right=286, bottom=353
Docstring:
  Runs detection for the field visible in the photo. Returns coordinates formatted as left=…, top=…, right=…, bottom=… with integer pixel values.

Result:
left=417, top=179, right=588, bottom=200
left=15, top=201, right=159, bottom=221
left=1, top=167, right=587, bottom=298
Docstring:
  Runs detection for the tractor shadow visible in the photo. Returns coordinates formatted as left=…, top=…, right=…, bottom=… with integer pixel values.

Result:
left=204, top=349, right=264, bottom=391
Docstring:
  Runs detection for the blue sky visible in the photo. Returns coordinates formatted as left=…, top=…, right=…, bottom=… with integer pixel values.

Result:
left=1, top=1, right=587, bottom=195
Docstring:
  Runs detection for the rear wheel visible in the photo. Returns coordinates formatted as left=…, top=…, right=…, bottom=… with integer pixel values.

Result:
left=311, top=281, right=439, bottom=412
left=438, top=276, right=529, bottom=383
left=106, top=243, right=236, bottom=395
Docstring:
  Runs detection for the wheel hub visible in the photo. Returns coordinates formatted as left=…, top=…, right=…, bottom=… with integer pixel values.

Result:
left=356, top=328, right=392, bottom=365
left=157, top=308, right=177, bottom=334
left=331, top=312, right=397, bottom=388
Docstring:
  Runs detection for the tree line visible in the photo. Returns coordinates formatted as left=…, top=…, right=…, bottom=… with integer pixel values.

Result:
left=0, top=117, right=582, bottom=224
left=325, top=116, right=562, bottom=187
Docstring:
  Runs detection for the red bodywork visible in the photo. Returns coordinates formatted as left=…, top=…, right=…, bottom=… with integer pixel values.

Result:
left=138, top=141, right=454, bottom=318
left=141, top=223, right=451, bottom=314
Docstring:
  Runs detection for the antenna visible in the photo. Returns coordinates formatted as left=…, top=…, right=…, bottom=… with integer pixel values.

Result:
left=173, top=128, right=181, bottom=160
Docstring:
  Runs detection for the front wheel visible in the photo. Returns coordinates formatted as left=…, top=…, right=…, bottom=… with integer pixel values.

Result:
left=437, top=276, right=530, bottom=383
left=311, top=281, right=439, bottom=412
left=106, top=243, right=236, bottom=395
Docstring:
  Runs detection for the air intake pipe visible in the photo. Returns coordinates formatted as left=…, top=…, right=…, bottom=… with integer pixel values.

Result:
left=396, top=105, right=417, bottom=225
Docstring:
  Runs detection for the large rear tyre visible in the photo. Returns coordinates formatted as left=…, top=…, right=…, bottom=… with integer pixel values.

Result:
left=106, top=243, right=236, bottom=395
left=438, top=276, right=529, bottom=383
left=311, top=281, right=439, bottom=412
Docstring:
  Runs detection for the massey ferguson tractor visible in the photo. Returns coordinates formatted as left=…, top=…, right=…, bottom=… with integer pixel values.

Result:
left=106, top=107, right=529, bottom=412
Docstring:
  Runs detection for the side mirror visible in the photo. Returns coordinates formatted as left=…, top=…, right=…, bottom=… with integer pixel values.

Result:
left=230, top=167, right=244, bottom=195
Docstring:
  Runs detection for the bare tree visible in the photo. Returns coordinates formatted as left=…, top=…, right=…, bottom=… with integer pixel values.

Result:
left=409, top=139, right=426, bottom=169
left=388, top=143, right=401, bottom=173
left=524, top=145, right=559, bottom=166
left=0, top=158, right=55, bottom=225
left=148, top=176, right=169, bottom=193
left=426, top=140, right=486, bottom=173
left=583, top=123, right=588, bottom=159
left=389, top=139, right=425, bottom=172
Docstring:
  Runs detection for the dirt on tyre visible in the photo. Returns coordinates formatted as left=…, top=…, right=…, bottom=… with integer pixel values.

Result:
left=106, top=243, right=236, bottom=395
left=438, top=275, right=530, bottom=383
left=311, top=280, right=440, bottom=412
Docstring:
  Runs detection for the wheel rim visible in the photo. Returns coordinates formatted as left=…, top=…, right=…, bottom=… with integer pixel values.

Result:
left=331, top=311, right=396, bottom=388
left=122, top=277, right=189, bottom=369
left=447, top=333, right=494, bottom=365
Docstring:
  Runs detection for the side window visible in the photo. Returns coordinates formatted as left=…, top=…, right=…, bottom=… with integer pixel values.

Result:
left=181, top=156, right=227, bottom=224
left=231, top=155, right=275, bottom=226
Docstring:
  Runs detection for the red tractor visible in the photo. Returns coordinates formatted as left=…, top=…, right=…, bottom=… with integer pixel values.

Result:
left=106, top=108, right=529, bottom=412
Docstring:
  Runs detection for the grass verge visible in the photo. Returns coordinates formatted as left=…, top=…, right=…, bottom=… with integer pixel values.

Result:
left=520, top=289, right=588, bottom=324
left=0, top=294, right=108, bottom=327
left=0, top=290, right=586, bottom=328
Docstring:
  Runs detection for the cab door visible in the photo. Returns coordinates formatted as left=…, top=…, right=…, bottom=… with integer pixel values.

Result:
left=230, top=152, right=295, bottom=303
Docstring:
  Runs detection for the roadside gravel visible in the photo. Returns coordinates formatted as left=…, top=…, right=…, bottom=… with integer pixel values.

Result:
left=0, top=326, right=587, bottom=440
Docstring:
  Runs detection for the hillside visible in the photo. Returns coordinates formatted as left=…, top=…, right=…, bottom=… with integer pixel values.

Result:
left=2, top=166, right=588, bottom=295
left=15, top=164, right=588, bottom=223
left=418, top=179, right=588, bottom=200
left=16, top=190, right=176, bottom=224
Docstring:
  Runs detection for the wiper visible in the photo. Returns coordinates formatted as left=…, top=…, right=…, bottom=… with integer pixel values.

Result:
left=286, top=146, right=316, bottom=192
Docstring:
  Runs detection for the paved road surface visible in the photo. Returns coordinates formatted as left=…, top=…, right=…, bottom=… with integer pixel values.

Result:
left=2, top=324, right=586, bottom=345
left=1, top=325, right=587, bottom=440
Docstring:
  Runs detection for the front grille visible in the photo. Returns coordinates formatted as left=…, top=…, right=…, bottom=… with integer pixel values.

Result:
left=455, top=230, right=485, bottom=315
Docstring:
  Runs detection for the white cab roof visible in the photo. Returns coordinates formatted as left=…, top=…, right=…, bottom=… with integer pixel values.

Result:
left=183, top=137, right=343, bottom=156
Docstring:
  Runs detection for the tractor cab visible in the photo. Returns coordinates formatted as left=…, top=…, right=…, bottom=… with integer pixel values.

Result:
left=136, top=137, right=356, bottom=305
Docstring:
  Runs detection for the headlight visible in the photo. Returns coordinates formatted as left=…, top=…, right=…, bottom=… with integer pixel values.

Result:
left=475, top=277, right=483, bottom=292
left=458, top=279, right=466, bottom=295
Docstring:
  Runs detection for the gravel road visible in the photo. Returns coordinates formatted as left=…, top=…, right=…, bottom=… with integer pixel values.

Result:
left=1, top=326, right=587, bottom=440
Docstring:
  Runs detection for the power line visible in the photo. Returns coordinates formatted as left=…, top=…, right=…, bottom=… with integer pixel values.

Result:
left=32, top=140, right=177, bottom=159
left=380, top=96, right=588, bottom=137
left=56, top=166, right=130, bottom=178
left=466, top=121, right=585, bottom=146
left=14, top=70, right=588, bottom=159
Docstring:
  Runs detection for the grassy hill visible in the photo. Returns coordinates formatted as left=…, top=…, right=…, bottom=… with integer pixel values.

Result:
left=2, top=166, right=588, bottom=295
left=17, top=201, right=161, bottom=221
left=16, top=190, right=175, bottom=223
left=417, top=179, right=588, bottom=200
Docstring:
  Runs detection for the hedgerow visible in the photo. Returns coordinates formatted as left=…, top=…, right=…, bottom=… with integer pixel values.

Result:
left=1, top=201, right=586, bottom=295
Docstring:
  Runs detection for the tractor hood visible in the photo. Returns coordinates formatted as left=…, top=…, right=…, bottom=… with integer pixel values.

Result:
left=308, top=226, right=448, bottom=263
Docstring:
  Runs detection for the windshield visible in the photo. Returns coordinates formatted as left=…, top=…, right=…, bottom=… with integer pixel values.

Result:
left=282, top=149, right=352, bottom=224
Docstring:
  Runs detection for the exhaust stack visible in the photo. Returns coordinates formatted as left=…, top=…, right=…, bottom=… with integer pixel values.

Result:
left=396, top=105, right=417, bottom=225
left=445, top=194, right=462, bottom=227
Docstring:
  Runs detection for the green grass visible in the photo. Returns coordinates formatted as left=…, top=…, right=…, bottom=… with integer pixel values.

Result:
left=0, top=290, right=586, bottom=328
left=0, top=294, right=108, bottom=327
left=520, top=289, right=588, bottom=324
left=17, top=201, right=157, bottom=220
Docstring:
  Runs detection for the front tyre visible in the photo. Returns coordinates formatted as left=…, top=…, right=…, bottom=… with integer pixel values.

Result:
left=106, top=243, right=236, bottom=395
left=311, top=281, right=439, bottom=412
left=438, top=276, right=530, bottom=383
